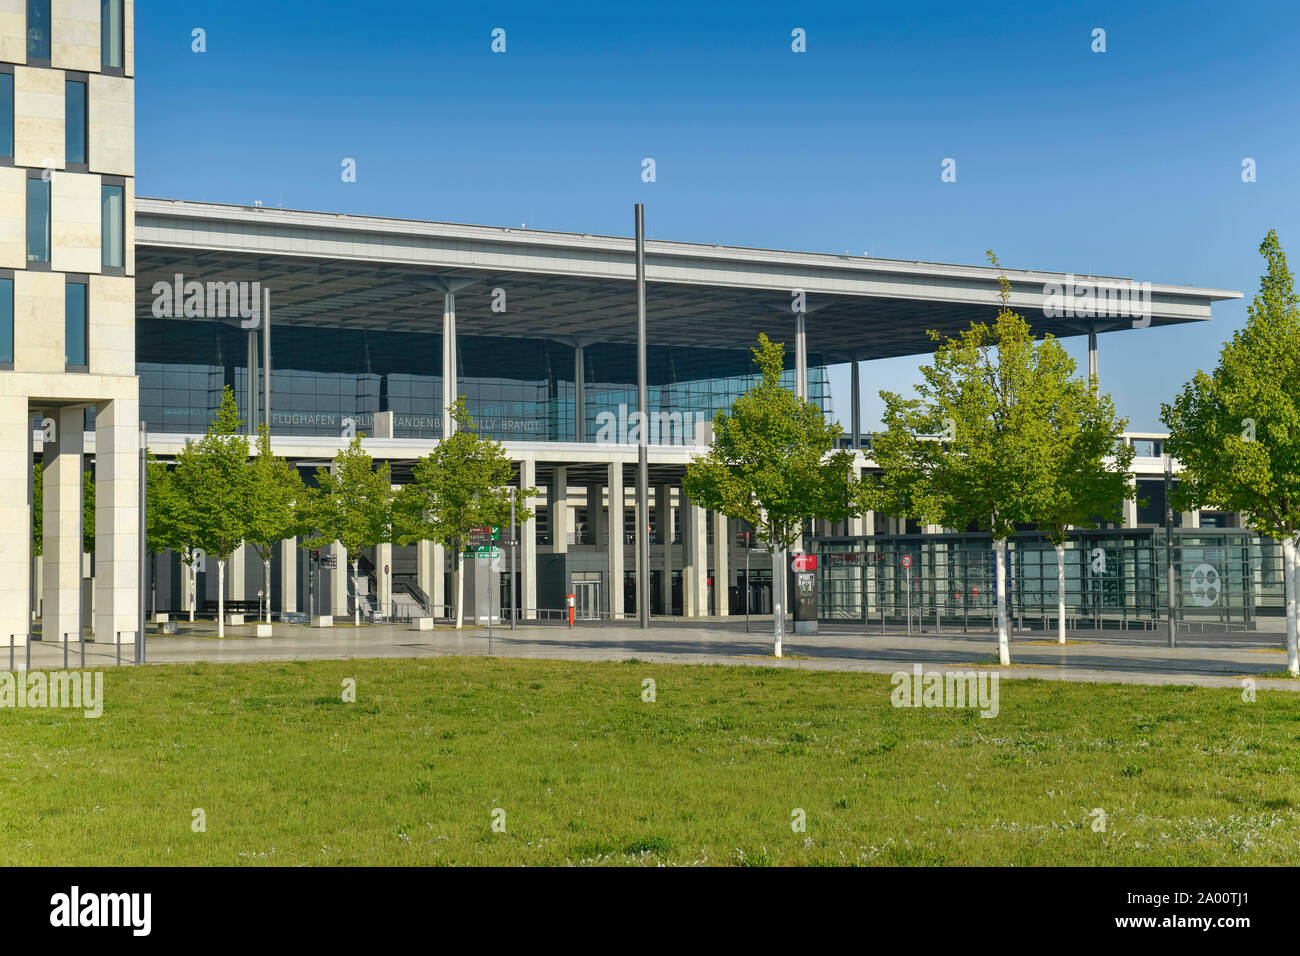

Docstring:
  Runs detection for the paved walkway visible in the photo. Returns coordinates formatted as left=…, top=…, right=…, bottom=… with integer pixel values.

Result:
left=14, top=617, right=1299, bottom=691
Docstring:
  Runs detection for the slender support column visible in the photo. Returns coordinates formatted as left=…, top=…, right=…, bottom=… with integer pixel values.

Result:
left=229, top=545, right=247, bottom=605
left=551, top=466, right=569, bottom=554
left=574, top=345, right=586, bottom=442
left=795, top=313, right=808, bottom=400
left=608, top=461, right=624, bottom=620
left=850, top=355, right=860, bottom=448
left=586, top=483, right=602, bottom=547
left=417, top=539, right=434, bottom=600
left=262, top=288, right=272, bottom=435
left=44, top=407, right=84, bottom=642
left=246, top=328, right=258, bottom=434
left=656, top=484, right=671, bottom=615
left=1088, top=322, right=1098, bottom=384
left=520, top=457, right=537, bottom=619
left=280, top=538, right=297, bottom=613
left=712, top=510, right=729, bottom=616
left=441, top=291, right=457, bottom=439
left=1122, top=465, right=1138, bottom=529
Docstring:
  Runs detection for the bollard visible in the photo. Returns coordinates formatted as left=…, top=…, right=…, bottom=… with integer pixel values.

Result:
left=63, top=632, right=68, bottom=668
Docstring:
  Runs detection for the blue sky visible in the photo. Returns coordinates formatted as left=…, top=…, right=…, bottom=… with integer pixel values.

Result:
left=137, top=1, right=1300, bottom=431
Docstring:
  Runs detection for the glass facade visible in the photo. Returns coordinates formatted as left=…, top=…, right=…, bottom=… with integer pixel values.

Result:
left=65, top=281, right=87, bottom=367
left=101, top=184, right=124, bottom=268
left=0, top=277, right=12, bottom=365
left=0, top=73, right=12, bottom=159
left=27, top=0, right=50, bottom=60
left=66, top=80, right=87, bottom=165
left=135, top=318, right=833, bottom=441
left=26, top=178, right=49, bottom=263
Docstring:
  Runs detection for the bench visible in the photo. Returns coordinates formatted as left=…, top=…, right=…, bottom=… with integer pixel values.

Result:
left=201, top=600, right=261, bottom=616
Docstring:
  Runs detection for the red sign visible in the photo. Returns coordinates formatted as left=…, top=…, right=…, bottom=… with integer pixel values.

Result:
left=791, top=554, right=818, bottom=572
left=901, top=555, right=912, bottom=569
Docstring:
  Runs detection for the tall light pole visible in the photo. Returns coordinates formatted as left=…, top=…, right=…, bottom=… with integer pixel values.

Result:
left=635, top=204, right=650, bottom=629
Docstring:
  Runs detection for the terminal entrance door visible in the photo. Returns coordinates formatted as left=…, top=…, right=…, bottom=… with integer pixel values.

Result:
left=573, top=580, right=601, bottom=620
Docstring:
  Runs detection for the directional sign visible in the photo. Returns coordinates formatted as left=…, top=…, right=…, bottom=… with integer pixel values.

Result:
left=468, top=526, right=500, bottom=546
left=469, top=547, right=502, bottom=559
left=900, top=555, right=912, bottom=569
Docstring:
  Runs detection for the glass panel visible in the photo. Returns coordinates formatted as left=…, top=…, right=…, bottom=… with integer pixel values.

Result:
left=101, top=0, right=122, bottom=69
left=0, top=74, right=12, bottom=159
left=0, top=278, right=12, bottom=364
left=65, top=282, right=87, bottom=367
left=65, top=80, right=86, bottom=165
left=27, top=0, right=50, bottom=60
left=26, top=178, right=49, bottom=263
left=101, top=183, right=123, bottom=268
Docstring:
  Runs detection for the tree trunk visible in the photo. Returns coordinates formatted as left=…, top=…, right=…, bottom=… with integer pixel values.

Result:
left=353, top=559, right=361, bottom=627
left=994, top=537, right=1010, bottom=665
left=217, top=558, right=226, bottom=639
left=1284, top=534, right=1298, bottom=677
left=772, top=545, right=784, bottom=658
left=455, top=549, right=464, bottom=629
left=188, top=560, right=196, bottom=622
left=1055, top=541, right=1066, bottom=644
left=263, top=558, right=272, bottom=623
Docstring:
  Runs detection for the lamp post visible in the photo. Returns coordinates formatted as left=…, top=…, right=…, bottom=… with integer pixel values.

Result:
left=1163, top=454, right=1177, bottom=648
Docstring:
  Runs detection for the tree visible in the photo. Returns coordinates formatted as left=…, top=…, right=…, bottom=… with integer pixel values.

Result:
left=683, top=334, right=860, bottom=656
left=309, top=434, right=393, bottom=626
left=171, top=387, right=250, bottom=637
left=870, top=254, right=1100, bottom=665
left=245, top=424, right=308, bottom=622
left=1162, top=230, right=1300, bottom=673
left=395, top=398, right=536, bottom=629
left=1031, top=352, right=1135, bottom=644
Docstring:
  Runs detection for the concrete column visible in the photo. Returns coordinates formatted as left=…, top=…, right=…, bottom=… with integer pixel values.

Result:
left=441, top=291, right=457, bottom=439
left=1181, top=510, right=1200, bottom=529
left=1122, top=474, right=1139, bottom=528
left=712, top=509, right=729, bottom=616
left=430, top=543, right=446, bottom=613
left=682, top=497, right=708, bottom=617
left=280, top=538, right=297, bottom=613
left=795, top=313, right=808, bottom=399
left=331, top=541, right=347, bottom=616
left=850, top=356, right=860, bottom=448
left=1088, top=323, right=1098, bottom=383
left=656, top=484, right=671, bottom=615
left=586, top=483, right=602, bottom=547
left=229, top=544, right=246, bottom=602
left=520, top=457, right=537, bottom=619
left=377, top=541, right=393, bottom=613
left=551, top=466, right=569, bottom=554
left=608, top=461, right=624, bottom=619
left=0, top=398, right=30, bottom=641
left=848, top=467, right=866, bottom=537
left=43, top=407, right=83, bottom=642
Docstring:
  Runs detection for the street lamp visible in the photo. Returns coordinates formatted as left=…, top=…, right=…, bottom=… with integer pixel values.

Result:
left=1163, top=453, right=1177, bottom=648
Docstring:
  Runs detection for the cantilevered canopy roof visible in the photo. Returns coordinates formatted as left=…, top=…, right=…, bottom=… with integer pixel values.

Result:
left=135, top=198, right=1241, bottom=364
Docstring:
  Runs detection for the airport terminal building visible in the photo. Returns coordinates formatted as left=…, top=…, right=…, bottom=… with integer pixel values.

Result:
left=5, top=1, right=1278, bottom=642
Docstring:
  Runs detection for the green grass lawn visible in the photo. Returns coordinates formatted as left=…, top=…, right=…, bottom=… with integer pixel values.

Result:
left=2, top=656, right=1298, bottom=866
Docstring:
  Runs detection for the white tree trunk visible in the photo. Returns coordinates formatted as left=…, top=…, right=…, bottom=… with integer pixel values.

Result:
left=994, top=537, right=1010, bottom=665
left=1056, top=542, right=1067, bottom=644
left=353, top=559, right=361, bottom=627
left=1284, top=534, right=1298, bottom=677
left=217, top=558, right=226, bottom=639
left=772, top=545, right=784, bottom=658
left=264, top=558, right=272, bottom=623
left=455, top=550, right=464, bottom=629
left=188, top=561, right=196, bottom=621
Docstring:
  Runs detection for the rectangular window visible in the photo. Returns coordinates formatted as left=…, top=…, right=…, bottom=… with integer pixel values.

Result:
left=65, top=80, right=87, bottom=165
left=65, top=281, right=87, bottom=369
left=26, top=177, right=49, bottom=263
left=27, top=0, right=50, bottom=61
left=101, top=0, right=122, bottom=70
left=0, top=278, right=12, bottom=366
left=101, top=183, right=123, bottom=269
left=0, top=74, right=12, bottom=160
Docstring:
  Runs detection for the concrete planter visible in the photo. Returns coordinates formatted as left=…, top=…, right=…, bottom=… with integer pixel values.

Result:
left=226, top=614, right=245, bottom=626
left=311, top=615, right=333, bottom=628
left=252, top=623, right=272, bottom=637
left=413, top=617, right=435, bottom=631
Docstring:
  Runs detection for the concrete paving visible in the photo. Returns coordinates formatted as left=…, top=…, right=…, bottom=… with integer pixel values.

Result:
left=13, top=616, right=1299, bottom=692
